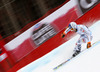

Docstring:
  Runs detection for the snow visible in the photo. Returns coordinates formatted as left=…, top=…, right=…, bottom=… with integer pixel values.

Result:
left=17, top=20, right=100, bottom=72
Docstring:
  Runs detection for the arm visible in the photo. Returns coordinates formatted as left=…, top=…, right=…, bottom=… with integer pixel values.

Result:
left=61, top=27, right=70, bottom=38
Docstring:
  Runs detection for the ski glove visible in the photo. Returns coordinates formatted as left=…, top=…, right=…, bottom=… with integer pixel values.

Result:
left=61, top=33, right=65, bottom=38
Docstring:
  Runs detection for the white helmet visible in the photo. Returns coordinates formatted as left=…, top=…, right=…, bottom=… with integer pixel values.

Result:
left=69, top=22, right=77, bottom=29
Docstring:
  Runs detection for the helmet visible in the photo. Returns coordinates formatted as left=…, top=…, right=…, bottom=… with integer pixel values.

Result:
left=68, top=22, right=77, bottom=29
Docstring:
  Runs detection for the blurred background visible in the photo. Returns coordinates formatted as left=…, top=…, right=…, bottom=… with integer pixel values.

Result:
left=0, top=0, right=66, bottom=39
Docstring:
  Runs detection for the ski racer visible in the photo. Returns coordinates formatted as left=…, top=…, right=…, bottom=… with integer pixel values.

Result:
left=61, top=22, right=93, bottom=57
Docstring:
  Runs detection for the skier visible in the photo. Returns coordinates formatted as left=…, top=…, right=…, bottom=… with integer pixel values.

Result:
left=61, top=22, right=93, bottom=57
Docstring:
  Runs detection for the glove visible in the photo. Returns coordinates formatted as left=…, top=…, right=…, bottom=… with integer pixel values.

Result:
left=61, top=33, right=65, bottom=38
left=87, top=42, right=91, bottom=48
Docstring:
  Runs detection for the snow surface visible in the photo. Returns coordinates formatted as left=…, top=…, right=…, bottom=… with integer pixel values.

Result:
left=17, top=20, right=100, bottom=72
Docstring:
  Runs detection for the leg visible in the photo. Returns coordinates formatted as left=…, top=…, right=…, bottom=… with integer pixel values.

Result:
left=72, top=34, right=92, bottom=57
left=73, top=38, right=82, bottom=57
left=73, top=43, right=81, bottom=57
left=72, top=35, right=86, bottom=57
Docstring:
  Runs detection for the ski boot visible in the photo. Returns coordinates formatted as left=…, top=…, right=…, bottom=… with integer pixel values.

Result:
left=72, top=50, right=80, bottom=57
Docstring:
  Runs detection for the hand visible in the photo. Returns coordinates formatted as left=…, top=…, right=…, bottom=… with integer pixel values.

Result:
left=61, top=33, right=65, bottom=38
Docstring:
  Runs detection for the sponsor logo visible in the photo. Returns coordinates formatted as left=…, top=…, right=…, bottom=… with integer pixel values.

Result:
left=31, top=23, right=57, bottom=46
left=77, top=0, right=99, bottom=13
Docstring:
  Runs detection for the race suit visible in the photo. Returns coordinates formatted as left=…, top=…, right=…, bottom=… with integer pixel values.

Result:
left=64, top=25, right=93, bottom=51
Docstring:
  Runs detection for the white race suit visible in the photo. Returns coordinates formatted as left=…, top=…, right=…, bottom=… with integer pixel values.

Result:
left=64, top=25, right=93, bottom=51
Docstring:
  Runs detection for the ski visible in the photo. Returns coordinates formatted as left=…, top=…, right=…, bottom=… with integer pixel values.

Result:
left=53, top=57, right=73, bottom=70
